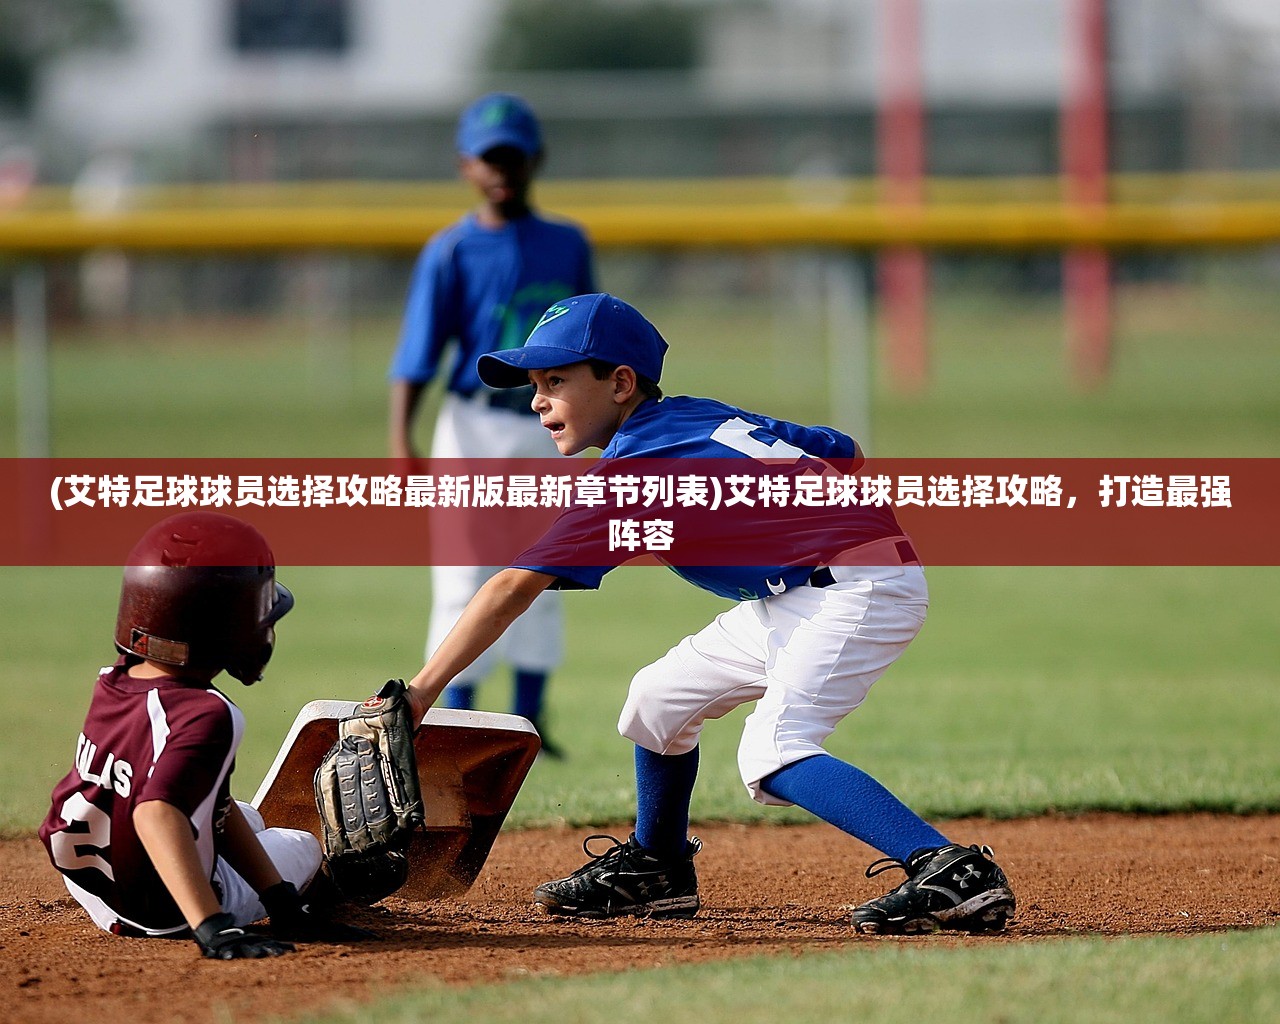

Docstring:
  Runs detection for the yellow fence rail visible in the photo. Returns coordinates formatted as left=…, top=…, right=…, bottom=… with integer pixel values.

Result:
left=3, top=173, right=1280, bottom=253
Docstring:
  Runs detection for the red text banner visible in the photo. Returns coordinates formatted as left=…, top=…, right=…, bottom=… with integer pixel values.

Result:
left=1, top=458, right=1275, bottom=567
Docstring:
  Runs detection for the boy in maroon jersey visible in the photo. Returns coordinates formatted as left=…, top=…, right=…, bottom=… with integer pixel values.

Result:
left=40, top=512, right=368, bottom=959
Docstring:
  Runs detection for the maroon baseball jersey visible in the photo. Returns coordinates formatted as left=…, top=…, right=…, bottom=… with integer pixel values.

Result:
left=39, top=656, right=245, bottom=935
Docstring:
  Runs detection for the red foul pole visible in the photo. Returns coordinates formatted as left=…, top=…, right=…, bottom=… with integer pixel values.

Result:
left=1062, top=0, right=1112, bottom=385
left=878, top=0, right=929, bottom=392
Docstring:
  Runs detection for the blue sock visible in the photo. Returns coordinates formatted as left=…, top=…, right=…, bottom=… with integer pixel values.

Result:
left=760, top=754, right=948, bottom=862
left=634, top=745, right=699, bottom=860
left=512, top=669, right=548, bottom=721
left=441, top=683, right=475, bottom=711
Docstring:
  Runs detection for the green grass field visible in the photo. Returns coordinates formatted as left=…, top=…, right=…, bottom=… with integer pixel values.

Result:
left=2, top=266, right=1277, bottom=1021
left=301, top=930, right=1280, bottom=1024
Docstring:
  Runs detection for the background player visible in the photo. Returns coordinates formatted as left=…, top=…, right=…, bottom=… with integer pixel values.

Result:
left=388, top=91, right=596, bottom=755
left=39, top=512, right=368, bottom=958
left=396, top=293, right=1016, bottom=935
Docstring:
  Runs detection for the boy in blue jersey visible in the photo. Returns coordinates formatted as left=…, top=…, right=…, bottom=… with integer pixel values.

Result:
left=388, top=93, right=595, bottom=755
left=400, top=293, right=1016, bottom=935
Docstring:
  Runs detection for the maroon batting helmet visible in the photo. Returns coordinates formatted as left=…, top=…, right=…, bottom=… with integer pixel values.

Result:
left=115, top=512, right=294, bottom=684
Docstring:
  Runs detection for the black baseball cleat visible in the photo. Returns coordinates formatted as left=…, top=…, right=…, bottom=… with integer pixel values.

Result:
left=534, top=833, right=701, bottom=919
left=851, top=843, right=1015, bottom=935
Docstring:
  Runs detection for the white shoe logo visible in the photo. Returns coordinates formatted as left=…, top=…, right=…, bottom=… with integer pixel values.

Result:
left=953, top=865, right=982, bottom=889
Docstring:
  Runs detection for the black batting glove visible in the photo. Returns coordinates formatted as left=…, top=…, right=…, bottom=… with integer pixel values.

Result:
left=193, top=911, right=295, bottom=960
left=260, top=881, right=379, bottom=943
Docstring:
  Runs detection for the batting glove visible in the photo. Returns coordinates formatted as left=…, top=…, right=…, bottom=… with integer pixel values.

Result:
left=193, top=912, right=295, bottom=960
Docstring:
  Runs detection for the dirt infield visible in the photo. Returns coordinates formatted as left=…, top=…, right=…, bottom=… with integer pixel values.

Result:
left=4, top=814, right=1278, bottom=1024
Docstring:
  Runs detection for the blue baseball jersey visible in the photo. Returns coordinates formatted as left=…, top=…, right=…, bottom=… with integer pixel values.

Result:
left=389, top=212, right=595, bottom=396
left=515, top=396, right=904, bottom=601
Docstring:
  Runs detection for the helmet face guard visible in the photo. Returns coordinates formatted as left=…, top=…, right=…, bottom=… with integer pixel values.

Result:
left=115, top=513, right=293, bottom=685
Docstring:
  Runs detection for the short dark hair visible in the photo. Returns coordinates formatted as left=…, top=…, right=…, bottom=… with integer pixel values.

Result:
left=586, top=358, right=663, bottom=399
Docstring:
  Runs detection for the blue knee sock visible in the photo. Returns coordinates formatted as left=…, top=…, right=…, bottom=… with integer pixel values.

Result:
left=441, top=683, right=475, bottom=711
left=634, top=745, right=699, bottom=860
left=760, top=754, right=948, bottom=862
left=512, top=669, right=548, bottom=721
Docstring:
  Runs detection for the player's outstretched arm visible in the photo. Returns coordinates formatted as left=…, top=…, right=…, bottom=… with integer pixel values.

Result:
left=134, top=799, right=295, bottom=958
left=134, top=799, right=225, bottom=928
left=406, top=567, right=555, bottom=724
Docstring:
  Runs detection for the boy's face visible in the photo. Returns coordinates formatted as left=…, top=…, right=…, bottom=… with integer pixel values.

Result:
left=529, top=363, right=631, bottom=455
left=460, top=145, right=538, bottom=212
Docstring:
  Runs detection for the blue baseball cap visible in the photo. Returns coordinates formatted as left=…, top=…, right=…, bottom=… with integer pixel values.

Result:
left=478, top=293, right=669, bottom=389
left=455, top=92, right=542, bottom=158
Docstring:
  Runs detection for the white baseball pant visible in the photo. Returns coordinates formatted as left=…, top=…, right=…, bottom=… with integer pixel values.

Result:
left=427, top=392, right=564, bottom=682
left=618, top=550, right=928, bottom=805
left=215, top=802, right=323, bottom=928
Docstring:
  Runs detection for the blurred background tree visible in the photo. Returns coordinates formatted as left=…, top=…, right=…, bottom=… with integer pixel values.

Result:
left=0, top=0, right=127, bottom=115
left=485, top=0, right=707, bottom=72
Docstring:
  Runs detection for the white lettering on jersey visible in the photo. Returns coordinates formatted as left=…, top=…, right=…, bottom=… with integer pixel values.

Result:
left=711, top=417, right=806, bottom=461
left=113, top=759, right=134, bottom=798
left=49, top=792, right=114, bottom=879
left=74, top=732, right=134, bottom=797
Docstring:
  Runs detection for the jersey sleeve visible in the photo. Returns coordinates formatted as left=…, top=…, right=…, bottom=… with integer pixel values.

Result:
left=515, top=563, right=611, bottom=591
left=134, top=692, right=237, bottom=819
left=389, top=234, right=459, bottom=384
left=764, top=416, right=858, bottom=462
left=510, top=503, right=614, bottom=590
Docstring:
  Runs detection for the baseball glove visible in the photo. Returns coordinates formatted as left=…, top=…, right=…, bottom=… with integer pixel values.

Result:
left=314, top=679, right=424, bottom=904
